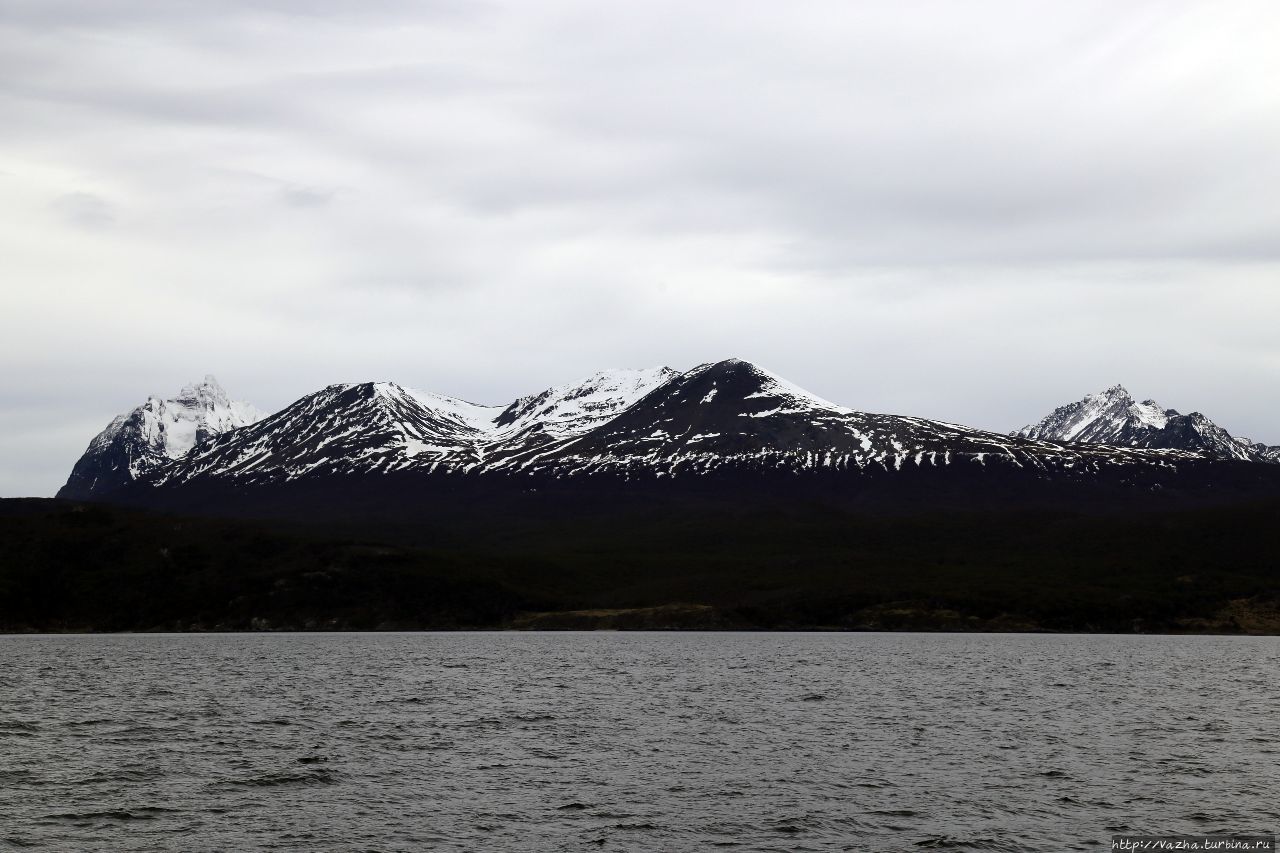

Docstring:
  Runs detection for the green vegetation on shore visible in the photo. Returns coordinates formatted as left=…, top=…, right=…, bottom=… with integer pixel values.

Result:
left=1, top=498, right=1278, bottom=634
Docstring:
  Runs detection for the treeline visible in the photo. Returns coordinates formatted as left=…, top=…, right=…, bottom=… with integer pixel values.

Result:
left=1, top=497, right=1278, bottom=633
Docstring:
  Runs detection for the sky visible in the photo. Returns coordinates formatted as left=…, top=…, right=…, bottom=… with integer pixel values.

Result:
left=2, top=0, right=1279, bottom=497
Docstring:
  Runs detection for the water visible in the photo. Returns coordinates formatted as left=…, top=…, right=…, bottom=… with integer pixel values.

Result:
left=0, top=633, right=1276, bottom=852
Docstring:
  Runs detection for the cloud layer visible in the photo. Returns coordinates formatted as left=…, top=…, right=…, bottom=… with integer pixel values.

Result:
left=3, top=0, right=1279, bottom=495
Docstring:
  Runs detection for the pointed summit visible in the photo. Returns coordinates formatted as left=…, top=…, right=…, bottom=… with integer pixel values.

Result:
left=180, top=374, right=224, bottom=391
left=1016, top=385, right=1276, bottom=462
left=175, top=375, right=232, bottom=408
left=687, top=358, right=853, bottom=415
left=1016, top=384, right=1156, bottom=443
left=57, top=377, right=264, bottom=500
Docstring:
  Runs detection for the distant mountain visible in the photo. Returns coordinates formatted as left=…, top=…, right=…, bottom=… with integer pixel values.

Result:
left=1015, top=384, right=1279, bottom=463
left=492, top=359, right=1187, bottom=480
left=146, top=367, right=677, bottom=488
left=57, top=377, right=263, bottom=500
left=60, top=362, right=1280, bottom=515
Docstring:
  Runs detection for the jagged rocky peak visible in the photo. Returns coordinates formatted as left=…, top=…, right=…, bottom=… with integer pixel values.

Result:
left=57, top=376, right=265, bottom=500
left=1016, top=384, right=1277, bottom=463
left=174, top=374, right=231, bottom=406
left=1016, top=385, right=1163, bottom=444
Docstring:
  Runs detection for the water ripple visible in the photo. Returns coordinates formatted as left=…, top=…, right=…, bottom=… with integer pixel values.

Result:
left=0, top=632, right=1276, bottom=852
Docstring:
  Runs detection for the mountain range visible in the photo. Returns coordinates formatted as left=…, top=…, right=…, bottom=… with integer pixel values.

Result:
left=58, top=361, right=1280, bottom=512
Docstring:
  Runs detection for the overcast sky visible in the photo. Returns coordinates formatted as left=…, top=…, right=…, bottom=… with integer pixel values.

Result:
left=3, top=0, right=1279, bottom=496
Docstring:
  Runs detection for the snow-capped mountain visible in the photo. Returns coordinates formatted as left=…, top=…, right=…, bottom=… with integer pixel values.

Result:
left=1015, top=384, right=1279, bottom=463
left=64, top=362, right=1280, bottom=512
left=58, top=376, right=264, bottom=499
left=123, top=361, right=1210, bottom=495
left=146, top=367, right=677, bottom=488
left=496, top=360, right=1198, bottom=480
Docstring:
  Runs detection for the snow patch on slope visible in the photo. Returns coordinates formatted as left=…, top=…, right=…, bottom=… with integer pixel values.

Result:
left=492, top=367, right=677, bottom=441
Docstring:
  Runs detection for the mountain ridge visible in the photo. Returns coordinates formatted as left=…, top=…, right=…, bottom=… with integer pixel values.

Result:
left=60, top=363, right=1280, bottom=512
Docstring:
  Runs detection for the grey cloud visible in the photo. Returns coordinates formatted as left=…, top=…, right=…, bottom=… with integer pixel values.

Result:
left=0, top=0, right=479, bottom=30
left=1, top=0, right=1279, bottom=496
left=52, top=191, right=115, bottom=228
left=279, top=185, right=335, bottom=208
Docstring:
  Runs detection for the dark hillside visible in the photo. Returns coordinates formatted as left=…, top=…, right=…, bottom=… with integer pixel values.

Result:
left=1, top=498, right=1277, bottom=633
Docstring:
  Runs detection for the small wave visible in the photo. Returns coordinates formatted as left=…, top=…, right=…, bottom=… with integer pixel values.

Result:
left=375, top=695, right=429, bottom=705
left=218, top=768, right=337, bottom=788
left=45, top=807, right=176, bottom=822
left=914, top=835, right=1017, bottom=850
left=76, top=768, right=160, bottom=784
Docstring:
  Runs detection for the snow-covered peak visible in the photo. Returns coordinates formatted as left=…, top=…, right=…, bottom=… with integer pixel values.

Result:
left=1130, top=399, right=1171, bottom=430
left=1016, top=385, right=1275, bottom=463
left=131, top=378, right=263, bottom=460
left=493, top=366, right=677, bottom=440
left=1018, top=384, right=1158, bottom=444
left=58, top=376, right=266, bottom=499
left=175, top=374, right=230, bottom=406
left=1088, top=386, right=1169, bottom=430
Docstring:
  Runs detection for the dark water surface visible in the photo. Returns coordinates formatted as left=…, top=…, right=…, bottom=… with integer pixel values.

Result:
left=1, top=632, right=1276, bottom=852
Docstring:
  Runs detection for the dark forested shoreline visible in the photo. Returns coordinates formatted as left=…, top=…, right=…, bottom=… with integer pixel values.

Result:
left=2, top=497, right=1278, bottom=634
